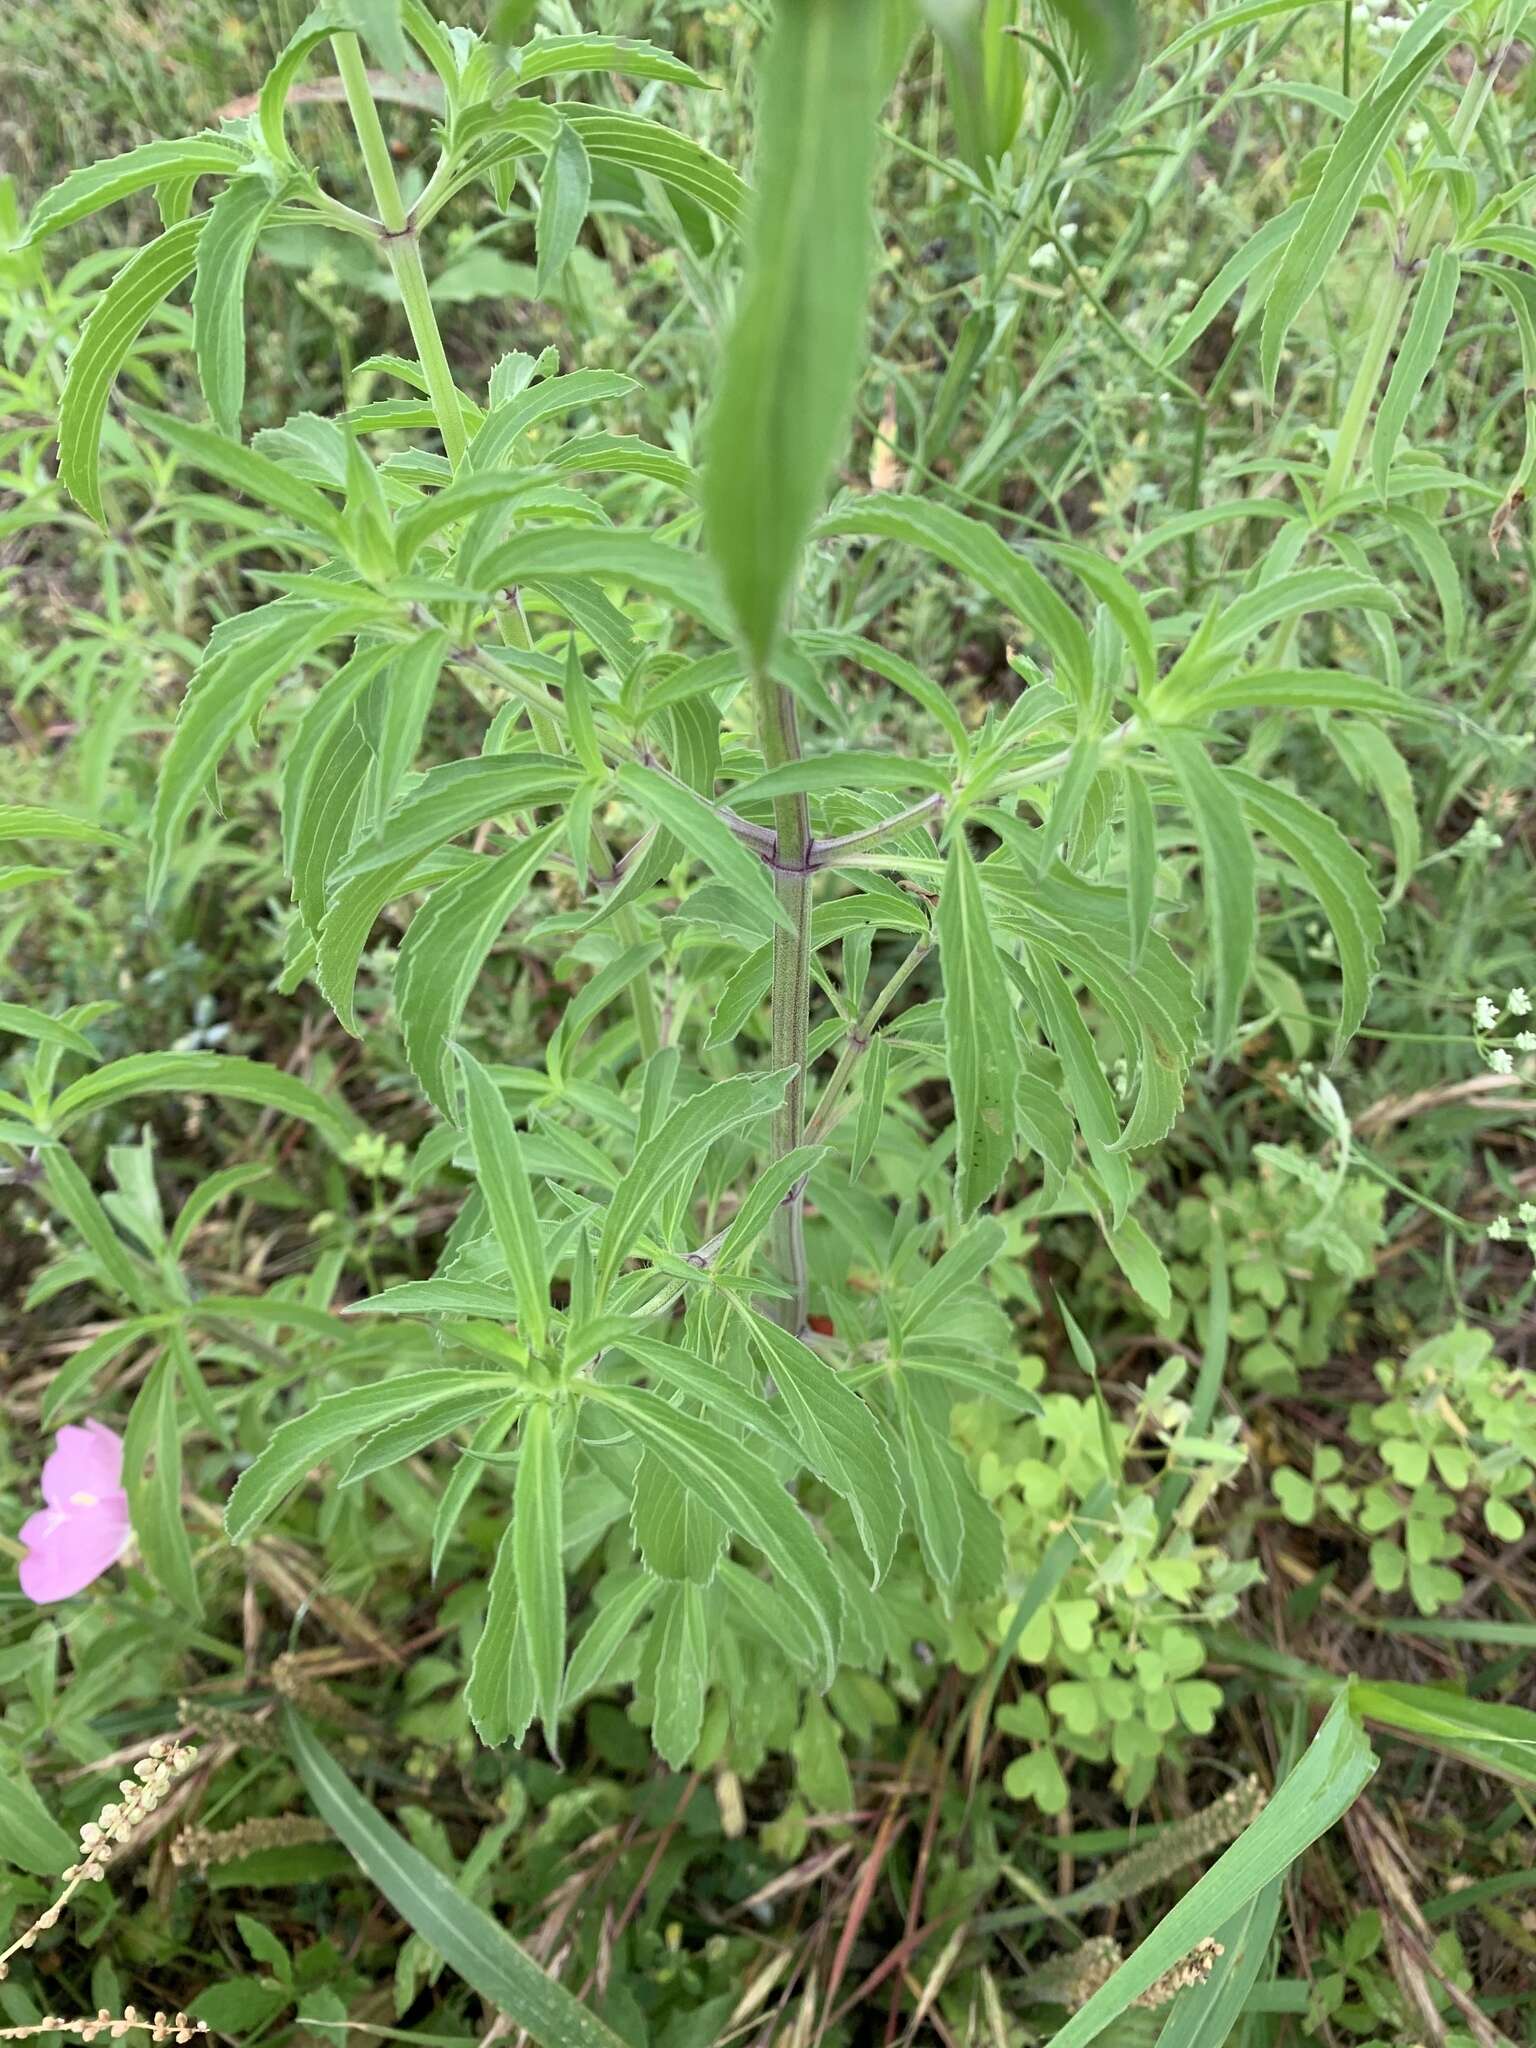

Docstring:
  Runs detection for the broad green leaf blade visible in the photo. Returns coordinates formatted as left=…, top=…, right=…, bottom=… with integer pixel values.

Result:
left=1372, top=246, right=1459, bottom=499
left=397, top=830, right=556, bottom=1115
left=513, top=1404, right=565, bottom=1749
left=456, top=1048, right=550, bottom=1352
left=286, top=1711, right=632, bottom=2048
left=512, top=34, right=707, bottom=89
left=615, top=763, right=788, bottom=933
left=702, top=0, right=886, bottom=666
left=741, top=1310, right=902, bottom=1583
left=818, top=495, right=1093, bottom=710
left=1229, top=771, right=1382, bottom=1052
left=938, top=834, right=1016, bottom=1212
left=1156, top=730, right=1255, bottom=1059
left=601, top=1332, right=803, bottom=1461
left=225, top=1373, right=507, bottom=1541
left=59, top=216, right=205, bottom=524
left=1049, top=1691, right=1377, bottom=2048
left=25, top=135, right=246, bottom=243
left=591, top=1385, right=842, bottom=1684
left=535, top=122, right=592, bottom=297
left=1259, top=36, right=1445, bottom=397
left=192, top=170, right=278, bottom=438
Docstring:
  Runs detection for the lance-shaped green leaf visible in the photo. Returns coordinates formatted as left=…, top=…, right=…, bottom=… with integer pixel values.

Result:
left=1259, top=34, right=1445, bottom=397
left=1038, top=0, right=1139, bottom=81
left=128, top=402, right=344, bottom=540
left=563, top=1573, right=657, bottom=1708
left=1373, top=246, right=1460, bottom=500
left=1156, top=729, right=1255, bottom=1059
left=616, top=763, right=788, bottom=933
left=557, top=106, right=749, bottom=234
left=150, top=598, right=376, bottom=900
left=535, top=121, right=591, bottom=296
left=192, top=170, right=279, bottom=439
left=643, top=1583, right=710, bottom=1769
left=48, top=1051, right=358, bottom=1150
left=1229, top=771, right=1382, bottom=1053
left=0, top=806, right=125, bottom=849
left=1049, top=1691, right=1377, bottom=2048
left=41, top=1148, right=148, bottom=1308
left=938, top=833, right=1017, bottom=1212
left=595, top=1069, right=789, bottom=1300
left=600, top=1331, right=803, bottom=1460
left=59, top=215, right=205, bottom=524
left=226, top=1372, right=508, bottom=1541
left=456, top=1048, right=549, bottom=1352
left=512, top=1403, right=565, bottom=1750
left=286, top=1712, right=633, bottom=2048
left=702, top=0, right=886, bottom=666
left=741, top=1310, right=902, bottom=1583
left=818, top=495, right=1093, bottom=710
left=591, top=1385, right=842, bottom=1684
left=398, top=829, right=557, bottom=1115
left=26, top=135, right=247, bottom=243
left=513, top=34, right=708, bottom=88
left=0, top=1003, right=100, bottom=1064
left=123, top=1346, right=200, bottom=1616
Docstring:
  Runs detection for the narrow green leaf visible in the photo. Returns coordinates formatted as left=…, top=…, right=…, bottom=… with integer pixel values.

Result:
left=596, top=1070, right=789, bottom=1301
left=742, top=1310, right=902, bottom=1582
left=590, top=1385, right=842, bottom=1684
left=818, top=495, right=1093, bottom=710
left=129, top=403, right=344, bottom=539
left=938, top=834, right=1016, bottom=1212
left=535, top=122, right=591, bottom=297
left=123, top=1346, right=200, bottom=1615
left=702, top=0, right=886, bottom=665
left=1050, top=1692, right=1377, bottom=2048
left=456, top=1048, right=550, bottom=1352
left=226, top=1373, right=507, bottom=1541
left=192, top=171, right=278, bottom=439
left=25, top=135, right=246, bottom=243
left=48, top=1051, right=357, bottom=1150
left=287, top=1712, right=632, bottom=2048
left=397, top=830, right=556, bottom=1115
left=59, top=216, right=205, bottom=524
left=1157, top=730, right=1255, bottom=1058
left=616, top=763, right=788, bottom=933
left=1229, top=771, right=1382, bottom=1052
left=513, top=1404, right=565, bottom=1749
left=644, top=1583, right=709, bottom=1768
left=563, top=1574, right=657, bottom=1708
left=1373, top=246, right=1459, bottom=499
left=1260, top=37, right=1445, bottom=396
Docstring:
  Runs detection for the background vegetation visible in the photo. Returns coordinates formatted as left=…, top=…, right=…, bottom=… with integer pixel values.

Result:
left=2, top=2, right=1535, bottom=2045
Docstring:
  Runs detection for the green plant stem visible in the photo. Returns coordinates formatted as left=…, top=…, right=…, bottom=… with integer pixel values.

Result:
left=753, top=668, right=813, bottom=1332
left=331, top=33, right=469, bottom=472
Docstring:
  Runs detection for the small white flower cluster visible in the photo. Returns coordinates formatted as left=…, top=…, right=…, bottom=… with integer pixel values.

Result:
left=1351, top=0, right=1408, bottom=31
left=1470, top=989, right=1535, bottom=1252
left=1473, top=986, right=1536, bottom=1077
left=68, top=1740, right=199, bottom=1884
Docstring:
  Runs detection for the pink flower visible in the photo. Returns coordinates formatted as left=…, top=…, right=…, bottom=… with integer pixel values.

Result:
left=18, top=1422, right=131, bottom=1604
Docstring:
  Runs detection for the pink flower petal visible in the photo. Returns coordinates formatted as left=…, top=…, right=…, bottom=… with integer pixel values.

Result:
left=19, top=1497, right=131, bottom=1604
left=40, top=1422, right=124, bottom=1511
